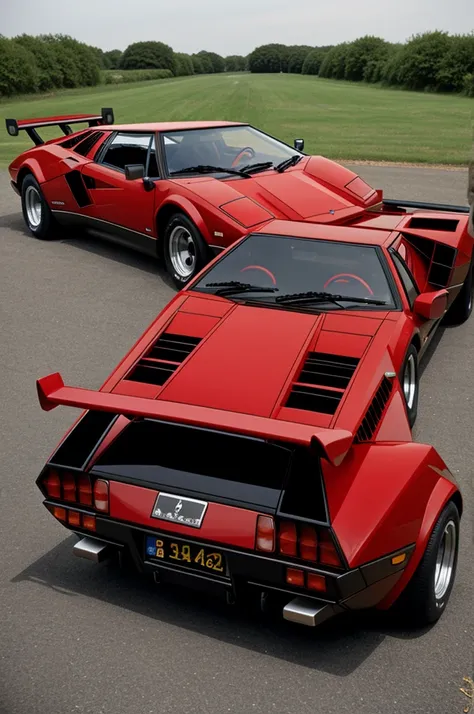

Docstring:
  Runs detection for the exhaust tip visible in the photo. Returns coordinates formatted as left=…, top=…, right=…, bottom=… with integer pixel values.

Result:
left=73, top=536, right=110, bottom=563
left=283, top=596, right=339, bottom=627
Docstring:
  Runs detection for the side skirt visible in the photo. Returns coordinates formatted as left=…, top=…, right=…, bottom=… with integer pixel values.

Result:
left=52, top=210, right=159, bottom=258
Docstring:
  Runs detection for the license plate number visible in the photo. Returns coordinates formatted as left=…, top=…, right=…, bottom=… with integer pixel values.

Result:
left=145, top=535, right=226, bottom=575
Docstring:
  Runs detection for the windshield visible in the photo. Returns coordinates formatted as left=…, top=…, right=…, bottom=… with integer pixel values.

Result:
left=192, top=234, right=396, bottom=310
left=162, top=125, right=299, bottom=176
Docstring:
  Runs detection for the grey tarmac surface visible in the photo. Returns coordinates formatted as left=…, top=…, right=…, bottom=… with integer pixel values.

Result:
left=0, top=166, right=472, bottom=714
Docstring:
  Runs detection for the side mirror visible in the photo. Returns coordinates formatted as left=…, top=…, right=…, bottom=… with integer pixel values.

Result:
left=125, top=164, right=145, bottom=181
left=413, top=290, right=448, bottom=320
left=294, top=139, right=304, bottom=152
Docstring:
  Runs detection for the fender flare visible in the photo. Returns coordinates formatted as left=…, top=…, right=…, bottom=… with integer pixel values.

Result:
left=156, top=196, right=213, bottom=245
left=376, top=474, right=461, bottom=610
left=17, top=159, right=46, bottom=186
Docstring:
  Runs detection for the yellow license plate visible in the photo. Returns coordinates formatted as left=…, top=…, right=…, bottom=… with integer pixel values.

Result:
left=145, top=535, right=226, bottom=575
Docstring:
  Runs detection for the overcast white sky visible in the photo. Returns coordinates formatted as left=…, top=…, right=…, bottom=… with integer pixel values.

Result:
left=3, top=0, right=474, bottom=55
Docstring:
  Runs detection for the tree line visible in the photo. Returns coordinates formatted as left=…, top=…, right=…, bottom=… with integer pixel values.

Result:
left=1, top=32, right=473, bottom=97
left=248, top=33, right=474, bottom=96
left=0, top=35, right=247, bottom=96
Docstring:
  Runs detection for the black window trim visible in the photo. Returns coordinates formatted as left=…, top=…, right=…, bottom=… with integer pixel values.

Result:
left=94, top=131, right=161, bottom=179
left=389, top=246, right=420, bottom=308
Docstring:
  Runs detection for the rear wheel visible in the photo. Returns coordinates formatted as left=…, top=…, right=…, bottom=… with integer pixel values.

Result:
left=391, top=500, right=459, bottom=626
left=444, top=260, right=473, bottom=325
left=21, top=174, right=58, bottom=240
left=163, top=213, right=209, bottom=289
left=400, top=343, right=419, bottom=428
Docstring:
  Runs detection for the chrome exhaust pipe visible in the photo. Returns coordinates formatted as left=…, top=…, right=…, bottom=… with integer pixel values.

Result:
left=283, top=597, right=340, bottom=627
left=73, top=537, right=110, bottom=563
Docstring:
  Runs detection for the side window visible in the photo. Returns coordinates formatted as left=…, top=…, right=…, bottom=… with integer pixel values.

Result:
left=390, top=249, right=419, bottom=308
left=99, top=133, right=157, bottom=174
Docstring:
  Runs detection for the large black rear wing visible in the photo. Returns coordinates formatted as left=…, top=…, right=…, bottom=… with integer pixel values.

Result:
left=5, top=107, right=114, bottom=146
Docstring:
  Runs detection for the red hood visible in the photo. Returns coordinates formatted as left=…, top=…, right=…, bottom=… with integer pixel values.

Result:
left=111, top=295, right=389, bottom=431
left=181, top=156, right=379, bottom=227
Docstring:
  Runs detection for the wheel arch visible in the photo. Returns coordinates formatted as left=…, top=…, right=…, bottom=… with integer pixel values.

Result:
left=155, top=197, right=213, bottom=257
left=16, top=160, right=45, bottom=189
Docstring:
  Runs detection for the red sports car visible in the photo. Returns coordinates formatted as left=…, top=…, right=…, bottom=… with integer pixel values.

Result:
left=35, top=215, right=471, bottom=628
left=10, top=106, right=468, bottom=290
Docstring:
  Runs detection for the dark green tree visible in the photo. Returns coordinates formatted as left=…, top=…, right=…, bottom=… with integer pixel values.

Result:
left=121, top=41, right=175, bottom=72
left=0, top=37, right=38, bottom=95
left=14, top=34, right=62, bottom=89
left=344, top=36, right=391, bottom=82
left=390, top=31, right=451, bottom=90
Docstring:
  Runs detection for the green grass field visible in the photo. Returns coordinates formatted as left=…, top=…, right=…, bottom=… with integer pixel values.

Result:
left=0, top=73, right=472, bottom=166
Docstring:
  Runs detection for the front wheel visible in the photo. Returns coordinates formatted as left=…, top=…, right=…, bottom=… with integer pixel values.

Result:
left=391, top=500, right=459, bottom=626
left=163, top=213, right=209, bottom=289
left=400, top=343, right=419, bottom=428
left=21, top=174, right=58, bottom=240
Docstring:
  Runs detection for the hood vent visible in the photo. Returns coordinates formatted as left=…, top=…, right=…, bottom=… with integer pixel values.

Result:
left=286, top=352, right=359, bottom=414
left=355, top=375, right=392, bottom=442
left=125, top=333, right=201, bottom=386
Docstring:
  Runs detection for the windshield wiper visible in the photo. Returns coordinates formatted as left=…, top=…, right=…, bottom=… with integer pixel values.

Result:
left=276, top=291, right=387, bottom=307
left=205, top=280, right=279, bottom=297
left=170, top=164, right=251, bottom=178
left=238, top=161, right=274, bottom=175
left=275, top=155, right=303, bottom=173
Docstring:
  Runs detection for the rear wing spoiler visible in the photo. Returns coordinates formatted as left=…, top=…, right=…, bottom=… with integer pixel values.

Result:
left=383, top=198, right=470, bottom=214
left=5, top=107, right=114, bottom=146
left=37, top=373, right=353, bottom=467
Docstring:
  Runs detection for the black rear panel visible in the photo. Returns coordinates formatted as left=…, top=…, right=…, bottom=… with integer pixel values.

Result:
left=91, top=418, right=327, bottom=519
left=50, top=411, right=118, bottom=469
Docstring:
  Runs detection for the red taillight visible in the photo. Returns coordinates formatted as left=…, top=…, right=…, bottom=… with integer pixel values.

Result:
left=279, top=521, right=297, bottom=556
left=52, top=506, right=66, bottom=521
left=82, top=515, right=96, bottom=532
left=286, top=568, right=304, bottom=587
left=319, top=530, right=342, bottom=568
left=299, top=525, right=317, bottom=561
left=256, top=515, right=275, bottom=552
left=307, top=573, right=326, bottom=593
left=93, top=479, right=109, bottom=513
left=43, top=470, right=61, bottom=499
left=78, top=475, right=93, bottom=506
left=67, top=511, right=81, bottom=527
left=62, top=473, right=76, bottom=502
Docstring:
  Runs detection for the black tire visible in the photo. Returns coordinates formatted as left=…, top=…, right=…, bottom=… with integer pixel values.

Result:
left=391, top=500, right=460, bottom=626
left=21, top=174, right=58, bottom=240
left=444, top=260, right=473, bottom=325
left=163, top=213, right=210, bottom=289
left=399, top=343, right=419, bottom=428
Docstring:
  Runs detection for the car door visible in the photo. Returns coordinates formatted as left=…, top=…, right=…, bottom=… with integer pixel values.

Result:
left=80, top=131, right=160, bottom=249
left=389, top=246, right=438, bottom=351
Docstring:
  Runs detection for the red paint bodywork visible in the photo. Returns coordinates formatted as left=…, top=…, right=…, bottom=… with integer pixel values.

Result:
left=35, top=217, right=469, bottom=612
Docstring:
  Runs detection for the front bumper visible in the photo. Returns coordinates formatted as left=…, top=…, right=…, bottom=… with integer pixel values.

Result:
left=67, top=511, right=414, bottom=626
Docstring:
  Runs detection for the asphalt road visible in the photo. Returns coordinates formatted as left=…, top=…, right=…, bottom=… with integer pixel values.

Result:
left=0, top=166, right=472, bottom=714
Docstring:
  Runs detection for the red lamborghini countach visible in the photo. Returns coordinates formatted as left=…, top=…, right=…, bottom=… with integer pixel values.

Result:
left=8, top=107, right=469, bottom=289
left=35, top=213, right=471, bottom=628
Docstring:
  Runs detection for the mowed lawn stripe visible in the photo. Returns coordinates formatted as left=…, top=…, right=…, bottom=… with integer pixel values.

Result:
left=0, top=73, right=471, bottom=166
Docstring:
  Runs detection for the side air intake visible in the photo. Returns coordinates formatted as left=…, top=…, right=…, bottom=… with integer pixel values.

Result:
left=355, top=376, right=392, bottom=442
left=125, top=333, right=201, bottom=386
left=286, top=352, right=359, bottom=414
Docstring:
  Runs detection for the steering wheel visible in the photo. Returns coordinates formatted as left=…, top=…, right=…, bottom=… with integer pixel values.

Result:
left=232, top=147, right=256, bottom=167
left=324, top=273, right=374, bottom=296
left=240, top=265, right=277, bottom=286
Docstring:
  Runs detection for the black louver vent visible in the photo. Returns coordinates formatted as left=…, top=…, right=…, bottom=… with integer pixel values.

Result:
left=355, top=376, right=392, bottom=442
left=74, top=131, right=104, bottom=157
left=125, top=333, right=201, bottom=386
left=286, top=352, right=359, bottom=414
left=59, top=131, right=92, bottom=149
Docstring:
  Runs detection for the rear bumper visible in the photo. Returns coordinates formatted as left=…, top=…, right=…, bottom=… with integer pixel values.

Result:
left=66, top=511, right=414, bottom=625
